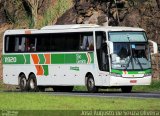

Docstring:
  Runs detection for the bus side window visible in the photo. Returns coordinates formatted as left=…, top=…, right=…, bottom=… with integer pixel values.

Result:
left=5, top=36, right=15, bottom=53
left=81, top=35, right=94, bottom=51
left=20, top=37, right=26, bottom=52
left=82, top=36, right=88, bottom=50
left=5, top=36, right=9, bottom=52
left=25, top=36, right=37, bottom=52
left=15, top=37, right=19, bottom=52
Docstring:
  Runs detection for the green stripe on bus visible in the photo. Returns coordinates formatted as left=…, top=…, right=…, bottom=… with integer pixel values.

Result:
left=90, top=52, right=94, bottom=63
left=51, top=53, right=94, bottom=64
left=3, top=54, right=30, bottom=64
left=3, top=53, right=94, bottom=64
left=111, top=69, right=152, bottom=74
left=65, top=54, right=76, bottom=64
left=76, top=53, right=88, bottom=64
left=38, top=54, right=45, bottom=64
left=51, top=54, right=65, bottom=64
left=111, top=69, right=123, bottom=74
left=24, top=54, right=30, bottom=64
left=42, top=65, right=49, bottom=76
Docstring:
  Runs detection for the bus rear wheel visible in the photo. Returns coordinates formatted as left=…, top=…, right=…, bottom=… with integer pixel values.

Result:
left=27, top=74, right=38, bottom=92
left=86, top=75, right=98, bottom=93
left=19, top=74, right=28, bottom=91
left=121, top=86, right=132, bottom=93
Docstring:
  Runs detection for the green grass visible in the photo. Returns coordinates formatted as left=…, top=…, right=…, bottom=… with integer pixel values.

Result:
left=133, top=80, right=160, bottom=92
left=0, top=80, right=4, bottom=91
left=0, top=80, right=17, bottom=91
left=0, top=93, right=160, bottom=110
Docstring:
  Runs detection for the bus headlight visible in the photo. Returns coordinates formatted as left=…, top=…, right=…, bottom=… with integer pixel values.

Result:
left=110, top=73, right=122, bottom=77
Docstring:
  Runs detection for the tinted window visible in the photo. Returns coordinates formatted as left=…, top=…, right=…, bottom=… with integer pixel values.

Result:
left=109, top=32, right=147, bottom=42
left=5, top=32, right=94, bottom=53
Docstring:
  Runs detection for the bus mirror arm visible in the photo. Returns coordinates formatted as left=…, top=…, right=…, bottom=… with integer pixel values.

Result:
left=106, top=41, right=114, bottom=54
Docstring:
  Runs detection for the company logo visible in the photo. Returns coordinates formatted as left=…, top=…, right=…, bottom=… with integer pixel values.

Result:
left=70, top=66, right=79, bottom=71
left=76, top=54, right=86, bottom=64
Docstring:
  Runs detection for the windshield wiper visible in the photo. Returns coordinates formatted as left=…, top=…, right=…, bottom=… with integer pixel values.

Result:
left=134, top=57, right=143, bottom=70
left=125, top=55, right=135, bottom=70
left=125, top=36, right=134, bottom=70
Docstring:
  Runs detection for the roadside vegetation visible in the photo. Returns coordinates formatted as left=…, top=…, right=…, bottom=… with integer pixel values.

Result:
left=0, top=93, right=160, bottom=110
left=36, top=0, right=73, bottom=28
left=0, top=80, right=4, bottom=91
left=0, top=0, right=73, bottom=28
left=0, top=80, right=17, bottom=91
left=133, top=80, right=160, bottom=92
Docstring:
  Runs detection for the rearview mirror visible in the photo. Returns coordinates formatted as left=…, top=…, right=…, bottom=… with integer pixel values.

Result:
left=148, top=40, right=158, bottom=55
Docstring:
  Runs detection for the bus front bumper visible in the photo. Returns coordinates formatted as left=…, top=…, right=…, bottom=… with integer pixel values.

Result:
left=109, top=76, right=152, bottom=86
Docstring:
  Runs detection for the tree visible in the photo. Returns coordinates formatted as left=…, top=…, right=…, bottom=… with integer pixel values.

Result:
left=23, top=0, right=44, bottom=27
left=156, top=0, right=160, bottom=9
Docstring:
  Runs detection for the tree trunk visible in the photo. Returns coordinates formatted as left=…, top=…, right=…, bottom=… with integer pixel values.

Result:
left=24, top=0, right=40, bottom=27
left=156, top=0, right=160, bottom=9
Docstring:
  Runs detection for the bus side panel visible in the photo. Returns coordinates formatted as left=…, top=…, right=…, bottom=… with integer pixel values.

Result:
left=3, top=65, right=18, bottom=85
left=36, top=64, right=100, bottom=86
left=3, top=65, right=34, bottom=85
left=97, top=73, right=110, bottom=86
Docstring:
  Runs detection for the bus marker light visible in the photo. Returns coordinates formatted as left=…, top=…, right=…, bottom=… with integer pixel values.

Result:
left=25, top=30, right=31, bottom=34
left=130, top=80, right=137, bottom=83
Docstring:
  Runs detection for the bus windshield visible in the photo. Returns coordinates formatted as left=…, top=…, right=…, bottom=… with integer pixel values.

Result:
left=109, top=32, right=151, bottom=70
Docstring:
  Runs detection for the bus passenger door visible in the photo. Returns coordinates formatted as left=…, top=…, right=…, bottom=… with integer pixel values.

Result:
left=95, top=31, right=110, bottom=86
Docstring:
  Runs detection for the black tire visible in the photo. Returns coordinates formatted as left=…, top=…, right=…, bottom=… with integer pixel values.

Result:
left=86, top=75, right=98, bottom=93
left=27, top=74, right=37, bottom=92
left=121, top=86, right=132, bottom=93
left=19, top=74, right=28, bottom=91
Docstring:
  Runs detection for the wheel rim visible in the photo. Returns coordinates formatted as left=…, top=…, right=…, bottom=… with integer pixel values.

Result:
left=21, top=78, right=26, bottom=89
left=30, top=79, right=35, bottom=89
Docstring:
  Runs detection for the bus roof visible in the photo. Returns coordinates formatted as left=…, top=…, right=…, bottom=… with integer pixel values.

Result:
left=41, top=24, right=144, bottom=31
left=41, top=24, right=100, bottom=30
left=4, top=25, right=145, bottom=35
left=106, top=26, right=144, bottom=32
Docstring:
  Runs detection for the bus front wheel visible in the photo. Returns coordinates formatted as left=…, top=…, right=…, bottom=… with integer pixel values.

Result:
left=121, top=86, right=132, bottom=93
left=86, top=75, right=98, bottom=93
left=19, top=74, right=28, bottom=91
left=27, top=74, right=38, bottom=92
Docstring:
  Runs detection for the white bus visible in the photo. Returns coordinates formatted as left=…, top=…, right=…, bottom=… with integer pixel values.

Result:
left=2, top=24, right=153, bottom=93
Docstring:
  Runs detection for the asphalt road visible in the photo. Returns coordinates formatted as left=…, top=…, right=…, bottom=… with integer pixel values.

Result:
left=2, top=90, right=160, bottom=98
left=46, top=91, right=160, bottom=99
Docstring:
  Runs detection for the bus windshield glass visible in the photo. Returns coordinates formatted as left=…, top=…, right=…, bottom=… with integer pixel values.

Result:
left=109, top=31, right=147, bottom=42
left=109, top=32, right=151, bottom=70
